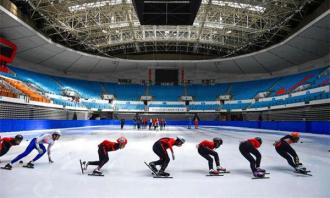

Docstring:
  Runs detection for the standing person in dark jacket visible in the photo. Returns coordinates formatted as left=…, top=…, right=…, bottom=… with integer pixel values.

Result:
left=120, top=119, right=125, bottom=130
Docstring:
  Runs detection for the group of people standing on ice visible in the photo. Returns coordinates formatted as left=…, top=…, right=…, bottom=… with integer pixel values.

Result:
left=121, top=115, right=167, bottom=131
left=0, top=130, right=307, bottom=178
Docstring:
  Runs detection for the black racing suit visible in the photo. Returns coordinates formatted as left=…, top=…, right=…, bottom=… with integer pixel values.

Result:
left=0, top=139, right=16, bottom=157
left=198, top=146, right=220, bottom=170
left=239, top=141, right=261, bottom=172
left=88, top=143, right=119, bottom=169
left=150, top=141, right=170, bottom=172
left=275, top=135, right=299, bottom=168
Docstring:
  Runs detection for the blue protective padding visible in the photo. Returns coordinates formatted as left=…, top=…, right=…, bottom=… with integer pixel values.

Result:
left=0, top=120, right=329, bottom=135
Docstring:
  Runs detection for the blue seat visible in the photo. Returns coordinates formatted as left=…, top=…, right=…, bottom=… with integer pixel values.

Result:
left=9, top=66, right=61, bottom=94
left=105, top=84, right=144, bottom=101
left=150, top=85, right=184, bottom=101
left=56, top=77, right=102, bottom=99
left=187, top=84, right=228, bottom=101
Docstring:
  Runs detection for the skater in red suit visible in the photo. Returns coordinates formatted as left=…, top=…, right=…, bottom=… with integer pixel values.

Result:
left=197, top=138, right=226, bottom=175
left=83, top=136, right=127, bottom=175
left=0, top=134, right=23, bottom=157
left=239, top=137, right=266, bottom=178
left=274, top=132, right=306, bottom=173
left=149, top=136, right=185, bottom=176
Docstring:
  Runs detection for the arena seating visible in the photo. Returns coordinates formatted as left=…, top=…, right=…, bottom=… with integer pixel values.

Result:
left=311, top=68, right=330, bottom=87
left=187, top=84, right=228, bottom=101
left=52, top=98, right=84, bottom=108
left=0, top=82, right=16, bottom=98
left=0, top=65, right=329, bottom=111
left=56, top=77, right=102, bottom=99
left=150, top=85, right=184, bottom=101
left=271, top=68, right=324, bottom=96
left=2, top=77, right=50, bottom=103
left=189, top=104, right=219, bottom=111
left=114, top=103, right=145, bottom=111
left=221, top=102, right=250, bottom=110
left=148, top=103, right=186, bottom=108
left=104, top=84, right=144, bottom=101
left=10, top=67, right=61, bottom=95
left=81, top=101, right=112, bottom=109
left=230, top=78, right=278, bottom=100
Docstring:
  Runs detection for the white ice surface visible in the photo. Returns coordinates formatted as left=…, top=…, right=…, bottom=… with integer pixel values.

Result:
left=1, top=126, right=330, bottom=198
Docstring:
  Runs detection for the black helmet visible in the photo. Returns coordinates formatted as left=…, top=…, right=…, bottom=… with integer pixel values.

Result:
left=176, top=136, right=185, bottom=145
left=255, top=137, right=262, bottom=145
left=14, top=134, right=23, bottom=142
left=213, top=137, right=223, bottom=148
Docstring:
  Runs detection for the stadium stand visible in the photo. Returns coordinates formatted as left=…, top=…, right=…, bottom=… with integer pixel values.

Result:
left=0, top=65, right=329, bottom=111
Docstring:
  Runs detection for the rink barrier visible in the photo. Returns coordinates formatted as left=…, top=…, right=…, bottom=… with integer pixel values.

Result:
left=0, top=120, right=329, bottom=135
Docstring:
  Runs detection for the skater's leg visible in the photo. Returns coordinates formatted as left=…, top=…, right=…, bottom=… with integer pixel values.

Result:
left=150, top=142, right=165, bottom=166
left=151, top=142, right=169, bottom=171
left=285, top=144, right=299, bottom=165
left=31, top=144, right=46, bottom=162
left=208, top=149, right=220, bottom=167
left=198, top=147, right=214, bottom=170
left=88, top=146, right=105, bottom=166
left=97, top=146, right=109, bottom=169
left=159, top=152, right=170, bottom=172
left=0, top=141, right=10, bottom=157
left=239, top=143, right=257, bottom=172
left=276, top=145, right=296, bottom=168
left=250, top=148, right=261, bottom=168
left=10, top=139, right=36, bottom=164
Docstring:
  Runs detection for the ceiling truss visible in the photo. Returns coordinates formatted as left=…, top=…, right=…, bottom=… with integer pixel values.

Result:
left=20, top=0, right=324, bottom=59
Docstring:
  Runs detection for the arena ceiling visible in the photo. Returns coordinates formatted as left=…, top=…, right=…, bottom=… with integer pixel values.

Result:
left=0, top=0, right=329, bottom=74
left=10, top=0, right=327, bottom=59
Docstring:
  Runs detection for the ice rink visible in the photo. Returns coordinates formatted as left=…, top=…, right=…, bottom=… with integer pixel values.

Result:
left=1, top=125, right=329, bottom=198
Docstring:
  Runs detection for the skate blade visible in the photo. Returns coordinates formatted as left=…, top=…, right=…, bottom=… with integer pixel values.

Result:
left=153, top=176, right=173, bottom=178
left=144, top=161, right=158, bottom=175
left=206, top=174, right=224, bottom=176
left=219, top=171, right=230, bottom=174
left=88, top=173, right=104, bottom=177
left=1, top=167, right=11, bottom=170
left=252, top=176, right=270, bottom=179
left=22, top=165, right=34, bottom=169
left=294, top=171, right=312, bottom=176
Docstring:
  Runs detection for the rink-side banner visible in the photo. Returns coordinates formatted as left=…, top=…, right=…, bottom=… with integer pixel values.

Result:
left=0, top=120, right=329, bottom=135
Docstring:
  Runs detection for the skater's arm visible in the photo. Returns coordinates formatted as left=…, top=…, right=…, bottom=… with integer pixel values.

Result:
left=280, top=135, right=291, bottom=142
left=168, top=145, right=175, bottom=160
left=47, top=143, right=54, bottom=163
left=35, top=137, right=43, bottom=153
